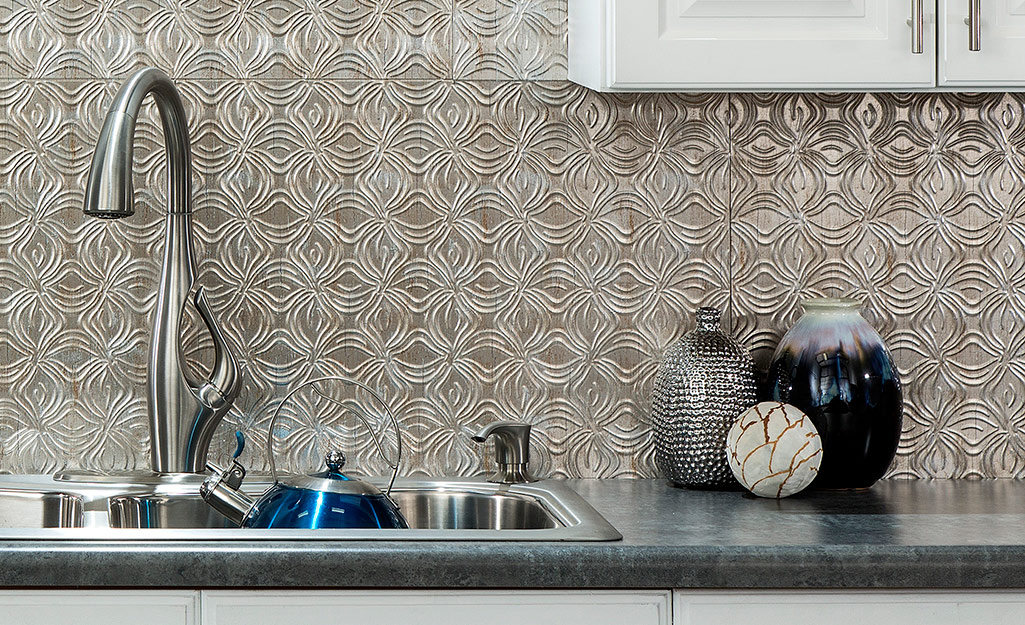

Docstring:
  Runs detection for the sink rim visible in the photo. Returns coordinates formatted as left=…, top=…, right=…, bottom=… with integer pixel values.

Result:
left=0, top=475, right=622, bottom=542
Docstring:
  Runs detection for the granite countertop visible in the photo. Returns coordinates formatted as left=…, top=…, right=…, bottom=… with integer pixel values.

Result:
left=4, top=479, right=1025, bottom=589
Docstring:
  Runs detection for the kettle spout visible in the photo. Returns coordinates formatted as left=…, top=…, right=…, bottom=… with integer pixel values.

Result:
left=200, top=431, right=254, bottom=526
left=200, top=460, right=254, bottom=526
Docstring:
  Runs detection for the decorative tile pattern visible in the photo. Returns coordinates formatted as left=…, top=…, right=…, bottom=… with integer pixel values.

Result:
left=3, top=0, right=452, bottom=80
left=0, top=3, right=1024, bottom=479
left=453, top=0, right=567, bottom=80
left=730, top=92, right=1025, bottom=480
left=0, top=66, right=731, bottom=477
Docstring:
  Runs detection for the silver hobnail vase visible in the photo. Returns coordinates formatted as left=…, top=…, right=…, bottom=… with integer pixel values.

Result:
left=651, top=307, right=758, bottom=488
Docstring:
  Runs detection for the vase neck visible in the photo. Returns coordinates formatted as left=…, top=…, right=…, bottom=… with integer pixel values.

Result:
left=695, top=307, right=722, bottom=331
left=801, top=298, right=862, bottom=315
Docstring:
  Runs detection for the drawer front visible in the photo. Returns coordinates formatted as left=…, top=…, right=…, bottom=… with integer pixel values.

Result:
left=204, top=590, right=670, bottom=625
left=0, top=590, right=197, bottom=625
left=677, top=590, right=1025, bottom=625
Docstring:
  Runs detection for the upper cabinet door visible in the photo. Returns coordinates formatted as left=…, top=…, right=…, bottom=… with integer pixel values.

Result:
left=940, top=0, right=1025, bottom=87
left=569, top=0, right=937, bottom=91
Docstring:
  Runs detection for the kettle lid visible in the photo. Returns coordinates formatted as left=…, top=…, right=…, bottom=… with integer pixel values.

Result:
left=282, top=451, right=385, bottom=496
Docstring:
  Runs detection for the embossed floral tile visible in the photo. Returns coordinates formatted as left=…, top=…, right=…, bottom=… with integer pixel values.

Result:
left=198, top=86, right=733, bottom=479
left=2, top=0, right=1025, bottom=479
left=730, top=92, right=1025, bottom=479
left=2, top=0, right=453, bottom=80
left=454, top=0, right=567, bottom=80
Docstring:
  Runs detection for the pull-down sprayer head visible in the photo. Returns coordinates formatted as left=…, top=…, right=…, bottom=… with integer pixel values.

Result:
left=83, top=110, right=138, bottom=219
left=84, top=67, right=192, bottom=221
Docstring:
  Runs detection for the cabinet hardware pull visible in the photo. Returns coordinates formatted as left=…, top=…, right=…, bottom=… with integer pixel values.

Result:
left=968, top=0, right=981, bottom=51
left=911, top=0, right=924, bottom=54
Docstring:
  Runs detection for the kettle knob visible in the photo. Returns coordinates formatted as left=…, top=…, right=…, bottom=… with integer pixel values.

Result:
left=325, top=450, right=346, bottom=472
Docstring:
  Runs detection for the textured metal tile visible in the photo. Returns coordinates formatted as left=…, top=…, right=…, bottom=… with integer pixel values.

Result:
left=4, top=3, right=1025, bottom=479
left=0, top=66, right=734, bottom=477
left=730, top=92, right=1025, bottom=480
left=3, top=0, right=75, bottom=79
left=4, top=0, right=452, bottom=81
left=453, top=0, right=567, bottom=81
left=0, top=0, right=9, bottom=80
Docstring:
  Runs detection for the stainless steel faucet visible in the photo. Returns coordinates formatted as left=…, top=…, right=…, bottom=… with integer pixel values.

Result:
left=83, top=68, right=241, bottom=474
left=472, top=421, right=537, bottom=483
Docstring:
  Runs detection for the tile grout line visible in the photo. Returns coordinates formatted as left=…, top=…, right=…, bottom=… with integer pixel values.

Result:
left=0, top=77, right=576, bottom=85
left=450, top=0, right=455, bottom=81
left=727, top=93, right=735, bottom=337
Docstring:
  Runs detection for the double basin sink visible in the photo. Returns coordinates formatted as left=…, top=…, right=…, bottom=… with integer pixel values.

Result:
left=0, top=475, right=621, bottom=541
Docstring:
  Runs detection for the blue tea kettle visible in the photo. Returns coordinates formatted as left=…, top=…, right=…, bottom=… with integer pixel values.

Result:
left=200, top=377, right=408, bottom=529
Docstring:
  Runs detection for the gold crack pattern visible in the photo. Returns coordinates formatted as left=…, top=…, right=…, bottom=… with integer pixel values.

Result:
left=727, top=401, right=822, bottom=498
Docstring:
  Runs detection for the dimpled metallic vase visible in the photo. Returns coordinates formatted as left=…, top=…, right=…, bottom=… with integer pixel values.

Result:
left=652, top=307, right=758, bottom=488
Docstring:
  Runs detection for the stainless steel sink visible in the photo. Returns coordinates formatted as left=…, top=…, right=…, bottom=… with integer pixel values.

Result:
left=390, top=488, right=559, bottom=530
left=108, top=493, right=238, bottom=529
left=0, top=476, right=621, bottom=541
left=0, top=489, right=84, bottom=528
left=110, top=485, right=560, bottom=531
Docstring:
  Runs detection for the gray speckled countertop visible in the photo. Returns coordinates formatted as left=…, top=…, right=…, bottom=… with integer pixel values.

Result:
left=4, top=479, right=1025, bottom=589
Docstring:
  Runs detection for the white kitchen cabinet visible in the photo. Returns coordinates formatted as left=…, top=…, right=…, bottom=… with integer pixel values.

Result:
left=939, top=0, right=1025, bottom=87
left=10, top=588, right=1025, bottom=624
left=675, top=590, right=1025, bottom=624
left=569, top=0, right=937, bottom=91
left=0, top=590, right=198, bottom=625
left=202, top=590, right=671, bottom=625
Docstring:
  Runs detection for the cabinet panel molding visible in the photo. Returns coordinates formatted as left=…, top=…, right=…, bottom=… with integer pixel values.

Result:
left=676, top=590, right=1025, bottom=624
left=0, top=590, right=198, bottom=625
left=569, top=0, right=936, bottom=90
left=940, top=0, right=1025, bottom=86
left=203, top=589, right=670, bottom=625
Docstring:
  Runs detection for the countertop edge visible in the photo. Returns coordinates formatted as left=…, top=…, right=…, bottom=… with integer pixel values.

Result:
left=3, top=542, right=1025, bottom=589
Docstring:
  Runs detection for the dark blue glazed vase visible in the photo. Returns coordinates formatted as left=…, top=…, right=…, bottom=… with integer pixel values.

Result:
left=766, top=298, right=902, bottom=489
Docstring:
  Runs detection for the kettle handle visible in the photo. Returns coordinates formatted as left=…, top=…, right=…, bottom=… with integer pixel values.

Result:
left=266, top=376, right=403, bottom=496
left=232, top=430, right=246, bottom=460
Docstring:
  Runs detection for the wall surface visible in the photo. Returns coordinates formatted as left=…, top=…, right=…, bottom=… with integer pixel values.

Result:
left=0, top=1, right=1020, bottom=478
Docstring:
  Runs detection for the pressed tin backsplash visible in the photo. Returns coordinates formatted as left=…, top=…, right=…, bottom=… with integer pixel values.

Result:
left=0, top=1, right=1023, bottom=478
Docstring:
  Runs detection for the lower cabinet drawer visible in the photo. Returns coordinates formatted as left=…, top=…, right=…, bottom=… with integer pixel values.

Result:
left=0, top=590, right=198, bottom=625
left=203, top=590, right=670, bottom=625
left=676, top=591, right=1025, bottom=625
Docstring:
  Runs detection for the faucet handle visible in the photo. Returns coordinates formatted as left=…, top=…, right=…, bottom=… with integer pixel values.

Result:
left=472, top=420, right=537, bottom=484
left=181, top=286, right=241, bottom=411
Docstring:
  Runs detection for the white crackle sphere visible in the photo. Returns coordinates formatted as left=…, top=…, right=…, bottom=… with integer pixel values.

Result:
left=726, top=401, right=823, bottom=498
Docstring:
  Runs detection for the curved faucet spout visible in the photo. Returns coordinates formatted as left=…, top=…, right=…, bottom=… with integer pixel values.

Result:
left=84, top=68, right=240, bottom=473
left=85, top=69, right=191, bottom=219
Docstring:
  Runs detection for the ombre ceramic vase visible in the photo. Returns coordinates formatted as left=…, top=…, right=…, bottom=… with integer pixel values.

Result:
left=766, top=298, right=902, bottom=489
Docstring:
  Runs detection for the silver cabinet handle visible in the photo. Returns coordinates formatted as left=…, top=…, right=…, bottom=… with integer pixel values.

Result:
left=911, top=0, right=924, bottom=54
left=968, top=0, right=981, bottom=51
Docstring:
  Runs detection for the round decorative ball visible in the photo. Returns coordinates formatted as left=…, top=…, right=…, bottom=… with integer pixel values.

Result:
left=726, top=401, right=823, bottom=498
